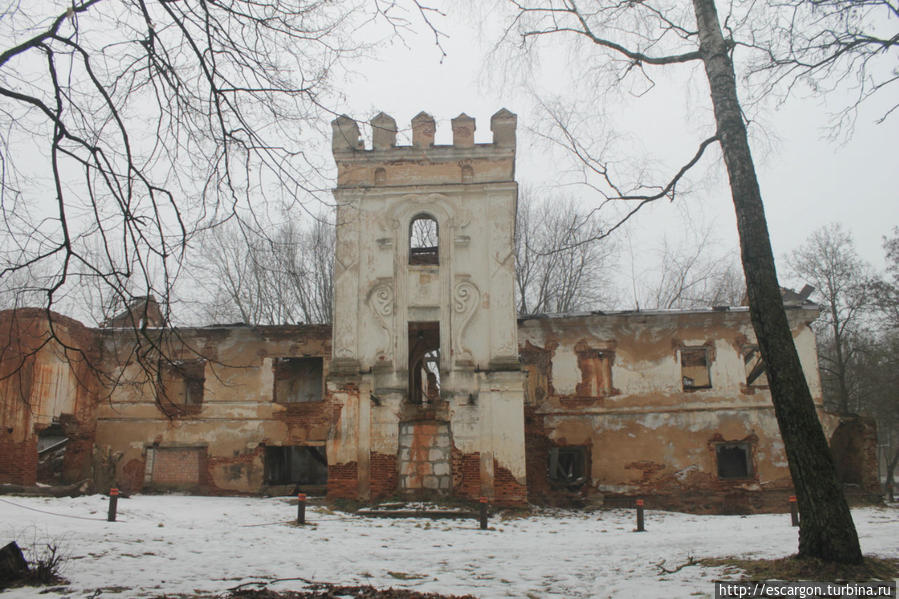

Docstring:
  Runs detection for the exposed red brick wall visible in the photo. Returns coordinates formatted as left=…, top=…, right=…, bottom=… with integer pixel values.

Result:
left=151, top=447, right=204, bottom=487
left=370, top=452, right=398, bottom=499
left=120, top=458, right=146, bottom=494
left=830, top=417, right=881, bottom=494
left=328, top=461, right=358, bottom=500
left=451, top=447, right=481, bottom=500
left=494, top=460, right=527, bottom=507
left=524, top=406, right=552, bottom=503
left=0, top=436, right=37, bottom=486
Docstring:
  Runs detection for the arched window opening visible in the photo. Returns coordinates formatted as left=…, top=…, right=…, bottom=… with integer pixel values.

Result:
left=409, top=215, right=438, bottom=265
left=408, top=321, right=440, bottom=404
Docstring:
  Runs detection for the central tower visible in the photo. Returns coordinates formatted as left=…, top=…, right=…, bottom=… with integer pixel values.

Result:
left=328, top=110, right=526, bottom=505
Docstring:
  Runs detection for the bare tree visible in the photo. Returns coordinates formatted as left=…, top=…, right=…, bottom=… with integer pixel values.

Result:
left=742, top=0, right=899, bottom=132
left=849, top=330, right=899, bottom=498
left=788, top=223, right=875, bottom=415
left=196, top=216, right=334, bottom=326
left=874, top=227, right=899, bottom=328
left=635, top=224, right=745, bottom=310
left=500, top=0, right=863, bottom=562
left=0, top=0, right=440, bottom=399
left=515, top=191, right=617, bottom=315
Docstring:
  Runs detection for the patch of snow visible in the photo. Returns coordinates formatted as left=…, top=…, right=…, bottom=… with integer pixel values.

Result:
left=0, top=495, right=895, bottom=599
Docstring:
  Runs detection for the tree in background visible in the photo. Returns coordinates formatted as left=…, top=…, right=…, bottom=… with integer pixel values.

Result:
left=632, top=223, right=745, bottom=310
left=870, top=228, right=899, bottom=498
left=515, top=191, right=617, bottom=315
left=197, top=217, right=334, bottom=326
left=788, top=223, right=875, bottom=415
left=874, top=227, right=899, bottom=328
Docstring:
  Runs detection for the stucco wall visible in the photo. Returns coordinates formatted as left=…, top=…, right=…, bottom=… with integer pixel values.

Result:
left=519, top=307, right=823, bottom=513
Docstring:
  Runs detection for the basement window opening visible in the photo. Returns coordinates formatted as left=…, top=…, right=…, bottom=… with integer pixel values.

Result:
left=716, top=442, right=751, bottom=479
left=274, top=357, right=323, bottom=403
left=548, top=446, right=587, bottom=488
left=743, top=345, right=768, bottom=387
left=681, top=347, right=711, bottom=390
left=264, top=446, right=328, bottom=486
left=409, top=214, right=438, bottom=265
left=408, top=321, right=440, bottom=404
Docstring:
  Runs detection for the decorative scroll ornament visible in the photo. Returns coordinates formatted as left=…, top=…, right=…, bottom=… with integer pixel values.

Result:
left=453, top=280, right=480, bottom=362
left=368, top=282, right=395, bottom=362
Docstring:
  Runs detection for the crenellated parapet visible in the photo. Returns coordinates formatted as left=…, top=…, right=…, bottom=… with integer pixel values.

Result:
left=331, top=110, right=517, bottom=187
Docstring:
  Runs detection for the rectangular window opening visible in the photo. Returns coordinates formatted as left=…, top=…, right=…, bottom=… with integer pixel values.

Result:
left=743, top=345, right=768, bottom=387
left=274, top=357, right=324, bottom=403
left=575, top=348, right=614, bottom=397
left=548, top=446, right=588, bottom=488
left=681, top=348, right=711, bottom=390
left=716, top=442, right=751, bottom=479
left=408, top=321, right=440, bottom=404
left=160, top=359, right=206, bottom=406
left=264, top=446, right=328, bottom=486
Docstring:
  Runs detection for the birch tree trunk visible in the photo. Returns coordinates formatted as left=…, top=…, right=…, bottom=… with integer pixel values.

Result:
left=691, top=0, right=862, bottom=563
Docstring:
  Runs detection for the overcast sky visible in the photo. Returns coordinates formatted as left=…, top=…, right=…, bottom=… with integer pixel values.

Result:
left=334, top=3, right=897, bottom=303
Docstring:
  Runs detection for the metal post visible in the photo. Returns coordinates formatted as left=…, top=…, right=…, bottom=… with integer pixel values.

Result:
left=107, top=488, right=119, bottom=522
left=636, top=498, right=645, bottom=532
left=479, top=497, right=488, bottom=530
left=297, top=493, right=306, bottom=525
left=789, top=495, right=799, bottom=527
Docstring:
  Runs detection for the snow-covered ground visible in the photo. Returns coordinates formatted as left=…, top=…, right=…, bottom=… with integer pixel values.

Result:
left=0, top=495, right=896, bottom=598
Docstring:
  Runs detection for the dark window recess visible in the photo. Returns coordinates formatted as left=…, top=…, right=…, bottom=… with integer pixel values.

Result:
left=274, top=357, right=323, bottom=403
left=409, top=215, right=438, bottom=265
left=161, top=359, right=205, bottom=405
left=743, top=346, right=768, bottom=386
left=548, top=447, right=587, bottom=488
left=681, top=348, right=711, bottom=390
left=264, top=446, right=328, bottom=485
left=408, top=321, right=440, bottom=404
left=716, top=443, right=751, bottom=479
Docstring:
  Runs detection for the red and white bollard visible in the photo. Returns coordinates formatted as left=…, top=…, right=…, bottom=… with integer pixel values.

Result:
left=297, top=493, right=306, bottom=525
left=107, top=488, right=119, bottom=522
left=789, top=495, right=799, bottom=527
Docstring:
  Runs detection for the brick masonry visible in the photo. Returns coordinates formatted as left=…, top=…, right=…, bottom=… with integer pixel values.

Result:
left=149, top=447, right=204, bottom=487
left=451, top=447, right=481, bottom=501
left=0, top=435, right=37, bottom=486
left=328, top=461, right=358, bottom=500
left=370, top=452, right=398, bottom=499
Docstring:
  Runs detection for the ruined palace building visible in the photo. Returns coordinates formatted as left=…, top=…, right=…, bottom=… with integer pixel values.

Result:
left=0, top=110, right=878, bottom=511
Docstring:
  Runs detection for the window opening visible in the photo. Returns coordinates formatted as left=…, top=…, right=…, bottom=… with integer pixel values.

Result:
left=743, top=345, right=768, bottom=387
left=681, top=348, right=711, bottom=390
left=716, top=442, right=751, bottom=479
left=408, top=321, right=440, bottom=404
left=160, top=359, right=205, bottom=406
left=574, top=345, right=614, bottom=397
left=264, top=446, right=328, bottom=486
left=409, top=215, right=438, bottom=265
left=273, top=357, right=323, bottom=403
left=548, top=447, right=587, bottom=488
left=37, top=423, right=68, bottom=484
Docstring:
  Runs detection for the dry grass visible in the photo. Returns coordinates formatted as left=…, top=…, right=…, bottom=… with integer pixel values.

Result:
left=702, top=555, right=899, bottom=581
